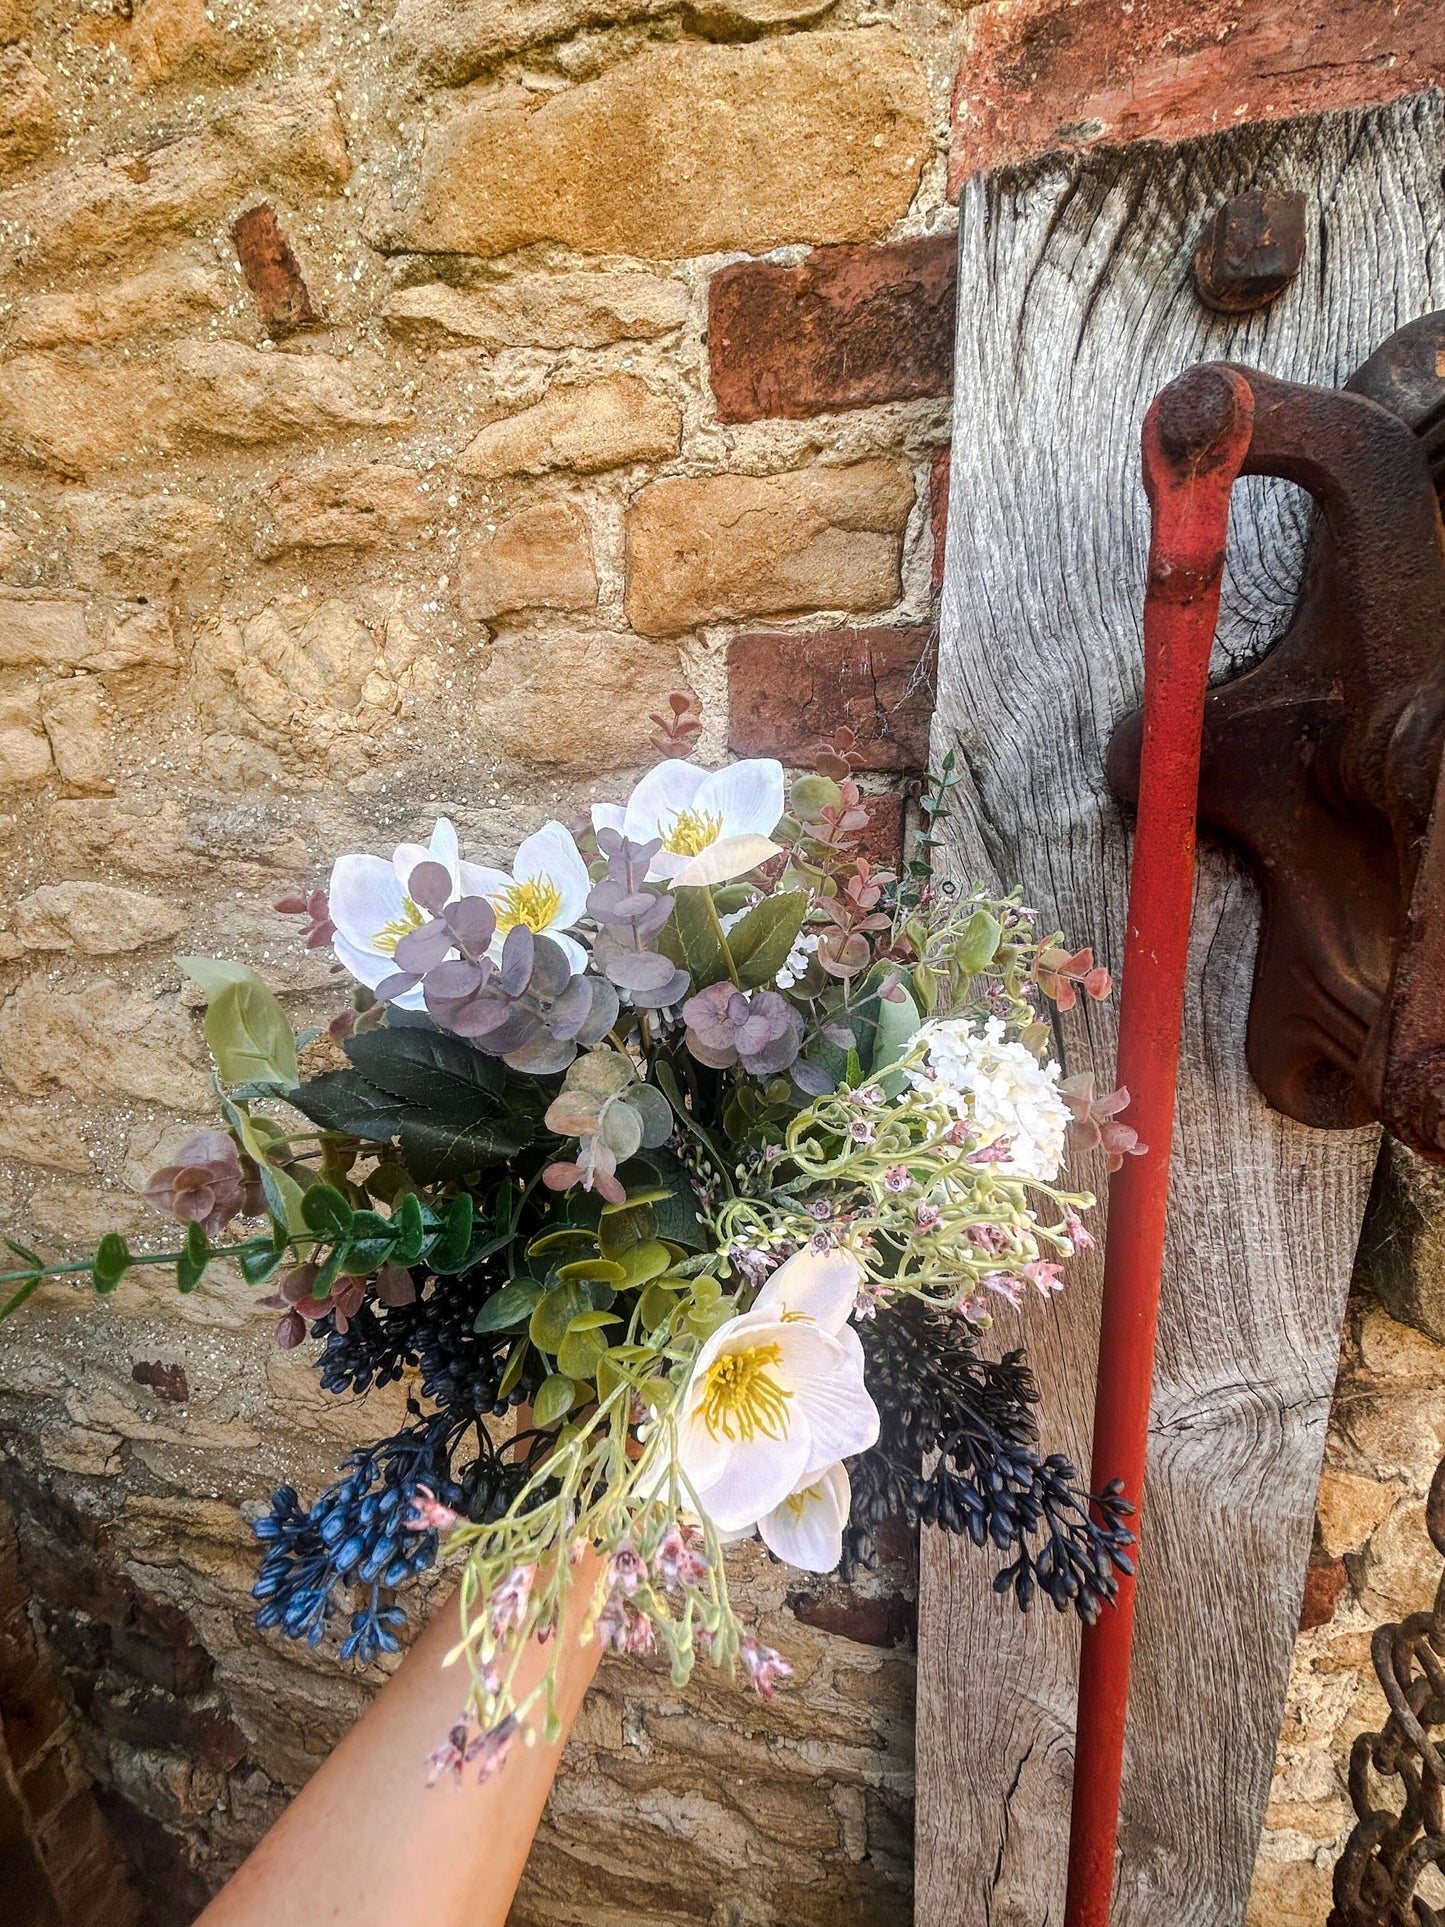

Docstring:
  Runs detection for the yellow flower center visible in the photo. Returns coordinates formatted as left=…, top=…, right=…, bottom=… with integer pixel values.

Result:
left=660, top=806, right=723, bottom=857
left=373, top=898, right=425, bottom=955
left=783, top=1482, right=824, bottom=1519
left=697, top=1341, right=791, bottom=1443
left=492, top=874, right=562, bottom=936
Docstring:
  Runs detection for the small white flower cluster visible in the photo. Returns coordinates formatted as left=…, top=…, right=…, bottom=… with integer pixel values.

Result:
left=776, top=931, right=819, bottom=989
left=909, top=1015, right=1070, bottom=1183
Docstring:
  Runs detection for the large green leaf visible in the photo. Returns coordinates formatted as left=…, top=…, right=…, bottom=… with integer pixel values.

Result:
left=177, top=957, right=267, bottom=999
left=869, top=980, right=922, bottom=1096
left=286, top=1028, right=532, bottom=1184
left=729, top=892, right=808, bottom=989
left=92, top=1232, right=130, bottom=1294
left=204, top=980, right=298, bottom=1088
left=658, top=887, right=730, bottom=989
left=473, top=1278, right=544, bottom=1334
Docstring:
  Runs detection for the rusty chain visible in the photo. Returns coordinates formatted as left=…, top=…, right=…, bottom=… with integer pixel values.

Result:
left=1330, top=1454, right=1445, bottom=1925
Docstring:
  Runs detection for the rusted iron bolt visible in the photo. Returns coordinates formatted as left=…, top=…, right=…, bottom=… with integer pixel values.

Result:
left=1193, top=190, right=1307, bottom=314
left=1155, top=365, right=1244, bottom=463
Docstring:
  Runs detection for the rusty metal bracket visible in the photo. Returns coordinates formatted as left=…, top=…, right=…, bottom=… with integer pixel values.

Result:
left=1108, top=313, right=1445, bottom=1160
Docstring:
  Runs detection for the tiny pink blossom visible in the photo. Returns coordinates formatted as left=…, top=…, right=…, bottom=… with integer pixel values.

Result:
left=883, top=1165, right=912, bottom=1193
left=808, top=1198, right=832, bottom=1221
left=427, top=1718, right=475, bottom=1787
left=914, top=1202, right=941, bottom=1233
left=740, top=1635, right=794, bottom=1700
left=855, top=1085, right=885, bottom=1108
left=406, top=1486, right=459, bottom=1533
left=468, top=1713, right=520, bottom=1783
left=1024, top=1260, right=1065, bottom=1298
left=809, top=1229, right=836, bottom=1254
left=849, top=1118, right=875, bottom=1144
left=982, top=1270, right=1025, bottom=1310
left=944, top=1119, right=970, bottom=1147
left=609, top=1545, right=648, bottom=1597
left=1064, top=1209, right=1095, bottom=1252
left=655, top=1522, right=709, bottom=1590
left=489, top=1563, right=536, bottom=1639
left=597, top=1595, right=656, bottom=1655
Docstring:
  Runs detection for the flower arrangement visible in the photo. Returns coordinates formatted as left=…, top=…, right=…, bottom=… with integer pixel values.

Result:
left=0, top=712, right=1137, bottom=1777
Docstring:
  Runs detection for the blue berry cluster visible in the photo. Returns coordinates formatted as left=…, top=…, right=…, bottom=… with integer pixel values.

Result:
left=254, top=1413, right=458, bottom=1663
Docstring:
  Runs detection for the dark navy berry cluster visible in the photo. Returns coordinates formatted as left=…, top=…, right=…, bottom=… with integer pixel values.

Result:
left=845, top=1298, right=1134, bottom=1621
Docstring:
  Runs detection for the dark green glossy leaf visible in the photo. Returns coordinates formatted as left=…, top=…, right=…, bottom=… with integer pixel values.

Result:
left=658, top=887, right=729, bottom=989
left=393, top=1193, right=426, bottom=1265
left=429, top=1194, right=474, bottom=1273
left=237, top=1231, right=287, bottom=1286
left=473, top=1278, right=544, bottom=1334
left=300, top=1183, right=354, bottom=1241
left=92, top=1232, right=130, bottom=1294
left=177, top=1221, right=210, bottom=1294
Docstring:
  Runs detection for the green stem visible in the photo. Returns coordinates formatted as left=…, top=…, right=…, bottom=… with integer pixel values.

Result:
left=0, top=1238, right=287, bottom=1292
left=701, top=886, right=740, bottom=987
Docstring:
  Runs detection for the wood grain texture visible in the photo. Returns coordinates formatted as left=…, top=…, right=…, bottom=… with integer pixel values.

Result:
left=919, top=91, right=1445, bottom=1927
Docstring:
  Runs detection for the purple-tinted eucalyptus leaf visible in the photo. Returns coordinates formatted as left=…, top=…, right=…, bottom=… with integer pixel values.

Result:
left=605, top=949, right=677, bottom=993
left=631, top=965, right=692, bottom=1010
left=548, top=974, right=596, bottom=1041
left=394, top=919, right=454, bottom=972
left=821, top=1021, right=857, bottom=1049
left=574, top=977, right=621, bottom=1047
left=440, top=989, right=513, bottom=1038
left=373, top=971, right=422, bottom=1004
left=683, top=1030, right=739, bottom=1070
left=791, top=1059, right=836, bottom=1097
left=634, top=894, right=675, bottom=939
left=529, top=934, right=573, bottom=999
left=444, top=895, right=497, bottom=958
left=406, top=860, right=453, bottom=915
left=425, top=958, right=487, bottom=1002
left=500, top=923, right=535, bottom=995
left=504, top=1031, right=578, bottom=1076
left=586, top=879, right=630, bottom=922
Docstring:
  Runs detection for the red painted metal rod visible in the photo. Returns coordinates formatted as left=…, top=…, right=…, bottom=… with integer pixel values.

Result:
left=1062, top=365, right=1257, bottom=1927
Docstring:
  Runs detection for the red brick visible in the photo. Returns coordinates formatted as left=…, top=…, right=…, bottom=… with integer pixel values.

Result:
left=855, top=789, right=907, bottom=872
left=729, top=626, right=936, bottom=772
left=949, top=0, right=1445, bottom=190
left=1298, top=1548, right=1348, bottom=1629
left=231, top=201, right=320, bottom=338
left=929, top=446, right=950, bottom=592
left=708, top=237, right=956, bottom=423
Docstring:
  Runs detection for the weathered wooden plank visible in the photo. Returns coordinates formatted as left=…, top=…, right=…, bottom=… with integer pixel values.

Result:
left=919, top=92, right=1445, bottom=1926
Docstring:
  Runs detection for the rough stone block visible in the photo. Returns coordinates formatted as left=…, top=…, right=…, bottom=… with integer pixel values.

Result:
left=40, top=679, right=112, bottom=792
left=459, top=498, right=597, bottom=621
left=708, top=237, right=956, bottom=422
left=729, top=625, right=936, bottom=770
left=950, top=0, right=1445, bottom=187
left=8, top=258, right=227, bottom=349
left=624, top=460, right=914, bottom=637
left=383, top=272, right=688, bottom=351
left=0, top=346, right=406, bottom=477
left=0, top=77, right=349, bottom=274
left=376, top=33, right=928, bottom=260
left=0, top=697, right=50, bottom=789
left=127, top=0, right=256, bottom=88
left=478, top=630, right=689, bottom=769
left=0, top=592, right=178, bottom=671
left=1354, top=1136, right=1445, bottom=1343
left=255, top=462, right=430, bottom=557
left=0, top=978, right=208, bottom=1108
left=456, top=375, right=681, bottom=481
left=390, top=0, right=665, bottom=83
left=15, top=882, right=186, bottom=953
left=65, top=491, right=224, bottom=592
left=854, top=788, right=905, bottom=871
left=0, top=44, right=54, bottom=178
left=45, top=798, right=209, bottom=880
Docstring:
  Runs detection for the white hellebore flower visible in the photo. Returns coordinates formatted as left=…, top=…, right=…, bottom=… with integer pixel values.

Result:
left=674, top=1247, right=877, bottom=1565
left=329, top=817, right=483, bottom=1007
left=909, top=1014, right=1070, bottom=1183
left=463, top=821, right=591, bottom=975
left=592, top=757, right=785, bottom=888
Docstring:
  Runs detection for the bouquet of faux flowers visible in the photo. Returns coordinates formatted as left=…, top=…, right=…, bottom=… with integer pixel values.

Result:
left=0, top=712, right=1137, bottom=1778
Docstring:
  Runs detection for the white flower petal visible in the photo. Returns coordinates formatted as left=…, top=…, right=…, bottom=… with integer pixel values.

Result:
left=392, top=818, right=460, bottom=893
left=695, top=759, right=785, bottom=843
left=551, top=931, right=588, bottom=975
left=459, top=863, right=513, bottom=904
left=674, top=834, right=781, bottom=889
left=514, top=820, right=591, bottom=927
left=758, top=1463, right=850, bottom=1573
left=329, top=855, right=409, bottom=951
left=689, top=1423, right=812, bottom=1534
left=751, top=1246, right=864, bottom=1335
left=621, top=759, right=707, bottom=843
left=780, top=1325, right=879, bottom=1482
left=591, top=802, right=626, bottom=835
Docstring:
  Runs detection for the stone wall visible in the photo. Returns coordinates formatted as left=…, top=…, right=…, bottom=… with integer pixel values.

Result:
left=0, top=0, right=1439, bottom=1922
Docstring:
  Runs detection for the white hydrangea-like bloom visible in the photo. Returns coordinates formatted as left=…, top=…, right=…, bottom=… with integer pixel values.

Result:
left=909, top=1016, right=1069, bottom=1183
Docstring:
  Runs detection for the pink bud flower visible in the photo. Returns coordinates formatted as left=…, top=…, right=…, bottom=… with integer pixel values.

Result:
left=849, top=1119, right=875, bottom=1144
left=1024, top=1260, right=1064, bottom=1299
left=609, top=1545, right=648, bottom=1597
left=406, top=1486, right=459, bottom=1533
left=489, top=1564, right=536, bottom=1639
left=982, top=1270, right=1025, bottom=1310
left=883, top=1165, right=911, bottom=1193
left=914, top=1202, right=941, bottom=1233
left=655, top=1522, right=709, bottom=1590
left=1064, top=1209, right=1095, bottom=1252
left=468, top=1713, right=520, bottom=1784
left=740, top=1635, right=794, bottom=1700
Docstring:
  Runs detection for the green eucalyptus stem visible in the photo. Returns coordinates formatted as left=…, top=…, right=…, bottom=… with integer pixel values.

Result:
left=700, top=885, right=740, bottom=987
left=0, top=1240, right=277, bottom=1291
